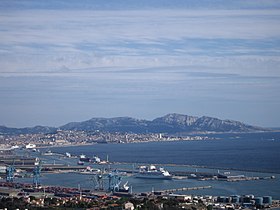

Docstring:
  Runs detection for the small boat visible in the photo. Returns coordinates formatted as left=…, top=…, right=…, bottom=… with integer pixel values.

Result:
left=77, top=161, right=84, bottom=165
left=43, top=150, right=53, bottom=155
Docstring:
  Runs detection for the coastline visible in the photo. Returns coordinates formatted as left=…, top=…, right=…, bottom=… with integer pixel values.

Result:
left=37, top=130, right=280, bottom=147
left=36, top=142, right=97, bottom=149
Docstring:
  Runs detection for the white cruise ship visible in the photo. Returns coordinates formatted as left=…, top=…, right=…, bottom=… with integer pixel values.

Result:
left=135, top=165, right=172, bottom=180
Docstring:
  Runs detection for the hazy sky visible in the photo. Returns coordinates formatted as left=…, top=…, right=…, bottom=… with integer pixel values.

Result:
left=0, top=0, right=280, bottom=128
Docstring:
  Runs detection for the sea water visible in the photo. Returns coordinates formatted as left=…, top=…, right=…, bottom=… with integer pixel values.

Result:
left=51, top=132, right=280, bottom=173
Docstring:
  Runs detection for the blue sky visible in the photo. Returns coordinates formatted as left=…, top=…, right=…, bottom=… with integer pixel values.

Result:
left=0, top=0, right=280, bottom=127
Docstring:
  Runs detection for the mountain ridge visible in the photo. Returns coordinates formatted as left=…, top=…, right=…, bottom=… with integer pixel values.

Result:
left=0, top=113, right=268, bottom=135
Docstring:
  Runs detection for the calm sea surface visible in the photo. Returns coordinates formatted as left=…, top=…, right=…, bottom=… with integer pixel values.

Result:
left=51, top=132, right=280, bottom=173
left=27, top=132, right=280, bottom=199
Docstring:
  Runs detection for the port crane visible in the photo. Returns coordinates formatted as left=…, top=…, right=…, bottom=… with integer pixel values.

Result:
left=92, top=172, right=105, bottom=191
left=33, top=160, right=42, bottom=188
left=108, top=170, right=122, bottom=192
left=6, top=163, right=15, bottom=182
left=92, top=169, right=126, bottom=192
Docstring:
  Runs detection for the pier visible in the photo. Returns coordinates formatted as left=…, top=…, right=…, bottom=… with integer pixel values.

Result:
left=155, top=186, right=212, bottom=194
left=14, top=164, right=86, bottom=171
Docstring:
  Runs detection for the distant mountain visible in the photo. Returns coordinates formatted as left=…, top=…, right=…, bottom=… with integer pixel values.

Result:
left=152, top=113, right=264, bottom=133
left=0, top=125, right=56, bottom=135
left=0, top=113, right=268, bottom=135
left=60, top=113, right=267, bottom=134
left=60, top=117, right=150, bottom=133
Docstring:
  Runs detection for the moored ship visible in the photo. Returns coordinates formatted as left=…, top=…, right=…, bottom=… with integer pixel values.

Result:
left=79, top=154, right=90, bottom=162
left=135, top=165, right=172, bottom=180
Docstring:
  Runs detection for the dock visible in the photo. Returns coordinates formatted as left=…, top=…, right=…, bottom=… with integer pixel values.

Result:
left=159, top=185, right=212, bottom=193
left=140, top=186, right=212, bottom=195
left=14, top=164, right=86, bottom=171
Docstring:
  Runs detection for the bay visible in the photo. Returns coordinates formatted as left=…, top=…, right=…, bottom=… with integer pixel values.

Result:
left=51, top=132, right=280, bottom=173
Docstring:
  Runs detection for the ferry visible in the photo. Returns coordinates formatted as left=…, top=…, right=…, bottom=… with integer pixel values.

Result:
left=78, top=166, right=101, bottom=175
left=135, top=165, right=172, bottom=180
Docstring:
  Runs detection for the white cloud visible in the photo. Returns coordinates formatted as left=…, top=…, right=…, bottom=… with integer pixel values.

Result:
left=1, top=5, right=280, bottom=126
left=0, top=9, right=279, bottom=76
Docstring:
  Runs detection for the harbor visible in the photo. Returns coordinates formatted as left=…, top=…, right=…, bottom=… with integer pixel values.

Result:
left=1, top=147, right=279, bottom=197
left=0, top=139, right=280, bottom=209
left=1, top=149, right=277, bottom=183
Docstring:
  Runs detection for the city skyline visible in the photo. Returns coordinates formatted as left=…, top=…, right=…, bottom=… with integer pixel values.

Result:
left=1, top=0, right=280, bottom=128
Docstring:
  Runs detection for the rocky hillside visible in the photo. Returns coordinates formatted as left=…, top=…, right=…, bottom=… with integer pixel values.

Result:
left=0, top=113, right=267, bottom=135
left=0, top=125, right=56, bottom=135
left=60, top=117, right=150, bottom=133
left=60, top=113, right=266, bottom=133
